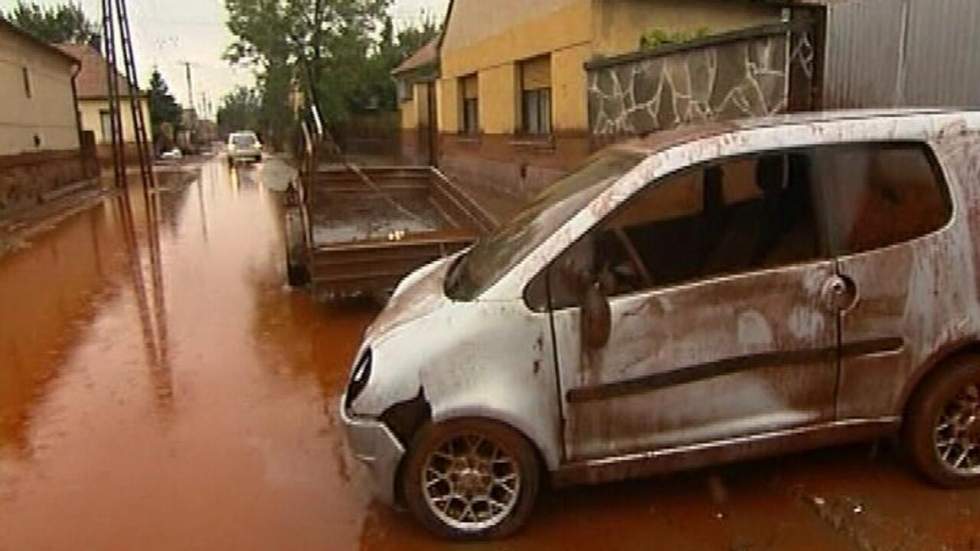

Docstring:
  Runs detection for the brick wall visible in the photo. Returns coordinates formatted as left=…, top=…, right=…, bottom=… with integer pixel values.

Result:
left=0, top=149, right=91, bottom=216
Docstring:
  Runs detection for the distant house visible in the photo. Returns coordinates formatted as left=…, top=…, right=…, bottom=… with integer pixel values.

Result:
left=0, top=18, right=95, bottom=217
left=55, top=43, right=152, bottom=163
left=392, top=35, right=440, bottom=165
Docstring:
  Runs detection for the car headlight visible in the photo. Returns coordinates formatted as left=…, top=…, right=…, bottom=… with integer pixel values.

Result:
left=345, top=348, right=372, bottom=409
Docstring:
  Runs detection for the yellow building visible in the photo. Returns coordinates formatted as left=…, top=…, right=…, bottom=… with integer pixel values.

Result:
left=0, top=19, right=93, bottom=216
left=56, top=44, right=152, bottom=163
left=421, top=0, right=784, bottom=198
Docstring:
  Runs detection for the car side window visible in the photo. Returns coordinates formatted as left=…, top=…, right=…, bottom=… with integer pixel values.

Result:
left=531, top=151, right=824, bottom=310
left=810, top=143, right=951, bottom=255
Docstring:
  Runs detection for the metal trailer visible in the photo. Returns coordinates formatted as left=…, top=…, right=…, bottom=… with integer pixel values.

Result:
left=285, top=164, right=495, bottom=301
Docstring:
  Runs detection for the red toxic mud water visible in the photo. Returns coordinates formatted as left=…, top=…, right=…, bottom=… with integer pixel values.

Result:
left=2, top=157, right=980, bottom=550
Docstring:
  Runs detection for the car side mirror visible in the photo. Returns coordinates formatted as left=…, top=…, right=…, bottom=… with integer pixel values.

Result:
left=581, top=281, right=611, bottom=349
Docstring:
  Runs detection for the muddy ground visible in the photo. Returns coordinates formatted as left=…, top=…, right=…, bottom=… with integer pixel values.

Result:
left=2, top=155, right=980, bottom=550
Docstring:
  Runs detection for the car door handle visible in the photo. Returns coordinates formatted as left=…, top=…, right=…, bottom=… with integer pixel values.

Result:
left=821, top=275, right=857, bottom=311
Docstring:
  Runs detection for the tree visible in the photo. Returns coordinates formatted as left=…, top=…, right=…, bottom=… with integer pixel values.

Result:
left=257, top=63, right=296, bottom=151
left=216, top=86, right=262, bottom=137
left=148, top=69, right=183, bottom=146
left=393, top=12, right=440, bottom=63
left=4, top=1, right=98, bottom=45
left=224, top=0, right=392, bottom=124
left=363, top=13, right=441, bottom=113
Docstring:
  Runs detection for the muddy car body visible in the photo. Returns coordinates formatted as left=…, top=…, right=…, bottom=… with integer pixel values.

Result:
left=342, top=109, right=980, bottom=539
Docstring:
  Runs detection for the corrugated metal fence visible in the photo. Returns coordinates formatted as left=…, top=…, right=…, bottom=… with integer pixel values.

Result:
left=823, top=0, right=980, bottom=109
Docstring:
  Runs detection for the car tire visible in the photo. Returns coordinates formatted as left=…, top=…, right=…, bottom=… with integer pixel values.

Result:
left=904, top=354, right=980, bottom=487
left=284, top=209, right=309, bottom=287
left=402, top=418, right=540, bottom=540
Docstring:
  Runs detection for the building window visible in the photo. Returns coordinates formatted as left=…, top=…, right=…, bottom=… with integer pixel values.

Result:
left=460, top=74, right=479, bottom=135
left=397, top=80, right=414, bottom=103
left=22, top=67, right=32, bottom=98
left=99, top=110, right=112, bottom=143
left=520, top=55, right=552, bottom=135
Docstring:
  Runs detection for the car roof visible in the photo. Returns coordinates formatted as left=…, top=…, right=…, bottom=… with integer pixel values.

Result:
left=618, top=108, right=980, bottom=155
left=730, top=108, right=963, bottom=130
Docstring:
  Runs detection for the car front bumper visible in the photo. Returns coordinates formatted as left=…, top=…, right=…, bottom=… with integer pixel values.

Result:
left=339, top=396, right=405, bottom=506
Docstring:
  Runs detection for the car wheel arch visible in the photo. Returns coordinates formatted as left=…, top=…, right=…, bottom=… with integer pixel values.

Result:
left=899, top=338, right=980, bottom=415
left=390, top=400, right=555, bottom=505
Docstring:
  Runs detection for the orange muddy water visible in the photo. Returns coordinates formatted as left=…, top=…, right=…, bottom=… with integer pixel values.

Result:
left=2, top=156, right=980, bottom=550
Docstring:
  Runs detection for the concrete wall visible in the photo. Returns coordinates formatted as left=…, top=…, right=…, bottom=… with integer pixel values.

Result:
left=588, top=28, right=796, bottom=137
left=437, top=0, right=594, bottom=198
left=400, top=91, right=419, bottom=130
left=79, top=97, right=152, bottom=145
left=0, top=27, right=78, bottom=155
left=434, top=0, right=783, bottom=199
left=440, top=0, right=584, bottom=60
left=439, top=0, right=593, bottom=135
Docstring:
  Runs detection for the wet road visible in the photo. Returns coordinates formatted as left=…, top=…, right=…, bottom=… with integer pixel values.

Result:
left=3, top=155, right=980, bottom=550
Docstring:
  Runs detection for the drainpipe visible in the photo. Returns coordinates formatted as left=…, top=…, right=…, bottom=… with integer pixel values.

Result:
left=69, top=60, right=88, bottom=177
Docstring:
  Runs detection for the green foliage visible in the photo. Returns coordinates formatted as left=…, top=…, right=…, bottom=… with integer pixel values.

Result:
left=640, top=27, right=711, bottom=50
left=4, top=1, right=98, bottom=45
left=224, top=0, right=392, bottom=124
left=223, top=0, right=439, bottom=128
left=148, top=70, right=183, bottom=140
left=392, top=12, right=440, bottom=67
left=256, top=63, right=296, bottom=151
left=216, top=86, right=262, bottom=136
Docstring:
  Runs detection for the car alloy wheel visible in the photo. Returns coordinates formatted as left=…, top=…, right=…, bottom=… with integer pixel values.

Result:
left=402, top=419, right=540, bottom=539
left=421, top=433, right=521, bottom=532
left=935, top=382, right=980, bottom=474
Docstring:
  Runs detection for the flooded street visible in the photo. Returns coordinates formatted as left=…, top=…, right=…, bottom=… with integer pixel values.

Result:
left=3, top=155, right=980, bottom=550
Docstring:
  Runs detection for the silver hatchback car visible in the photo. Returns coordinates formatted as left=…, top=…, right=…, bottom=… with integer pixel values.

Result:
left=342, top=109, right=980, bottom=539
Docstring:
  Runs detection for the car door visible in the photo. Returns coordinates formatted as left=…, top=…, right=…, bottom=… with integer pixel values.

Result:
left=540, top=151, right=842, bottom=462
left=811, top=142, right=961, bottom=420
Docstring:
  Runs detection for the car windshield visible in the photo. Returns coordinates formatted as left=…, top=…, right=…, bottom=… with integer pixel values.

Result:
left=232, top=134, right=256, bottom=147
left=445, top=149, right=644, bottom=300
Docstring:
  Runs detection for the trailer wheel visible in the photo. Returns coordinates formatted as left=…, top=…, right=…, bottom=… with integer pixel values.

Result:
left=284, top=208, right=310, bottom=287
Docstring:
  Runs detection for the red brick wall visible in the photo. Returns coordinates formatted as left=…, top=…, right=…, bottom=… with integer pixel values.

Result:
left=437, top=131, right=591, bottom=200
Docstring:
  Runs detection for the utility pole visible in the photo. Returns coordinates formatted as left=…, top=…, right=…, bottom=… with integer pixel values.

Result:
left=115, top=0, right=155, bottom=192
left=183, top=62, right=195, bottom=113
left=101, top=0, right=126, bottom=190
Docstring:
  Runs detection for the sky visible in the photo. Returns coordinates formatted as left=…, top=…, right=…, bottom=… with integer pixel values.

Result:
left=0, top=0, right=450, bottom=118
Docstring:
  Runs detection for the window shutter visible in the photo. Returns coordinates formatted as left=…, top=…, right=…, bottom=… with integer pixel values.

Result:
left=521, top=56, right=551, bottom=91
left=462, top=75, right=479, bottom=100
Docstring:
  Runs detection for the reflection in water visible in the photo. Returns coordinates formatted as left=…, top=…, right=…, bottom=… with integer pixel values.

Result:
left=1, top=157, right=963, bottom=551
left=116, top=188, right=173, bottom=406
left=0, top=170, right=191, bottom=450
left=0, top=199, right=125, bottom=451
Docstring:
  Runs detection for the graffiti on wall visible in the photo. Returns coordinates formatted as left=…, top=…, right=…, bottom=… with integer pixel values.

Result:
left=588, top=26, right=815, bottom=137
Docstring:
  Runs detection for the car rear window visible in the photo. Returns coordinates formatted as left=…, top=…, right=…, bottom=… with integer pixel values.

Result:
left=232, top=134, right=256, bottom=147
left=811, top=142, right=951, bottom=255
